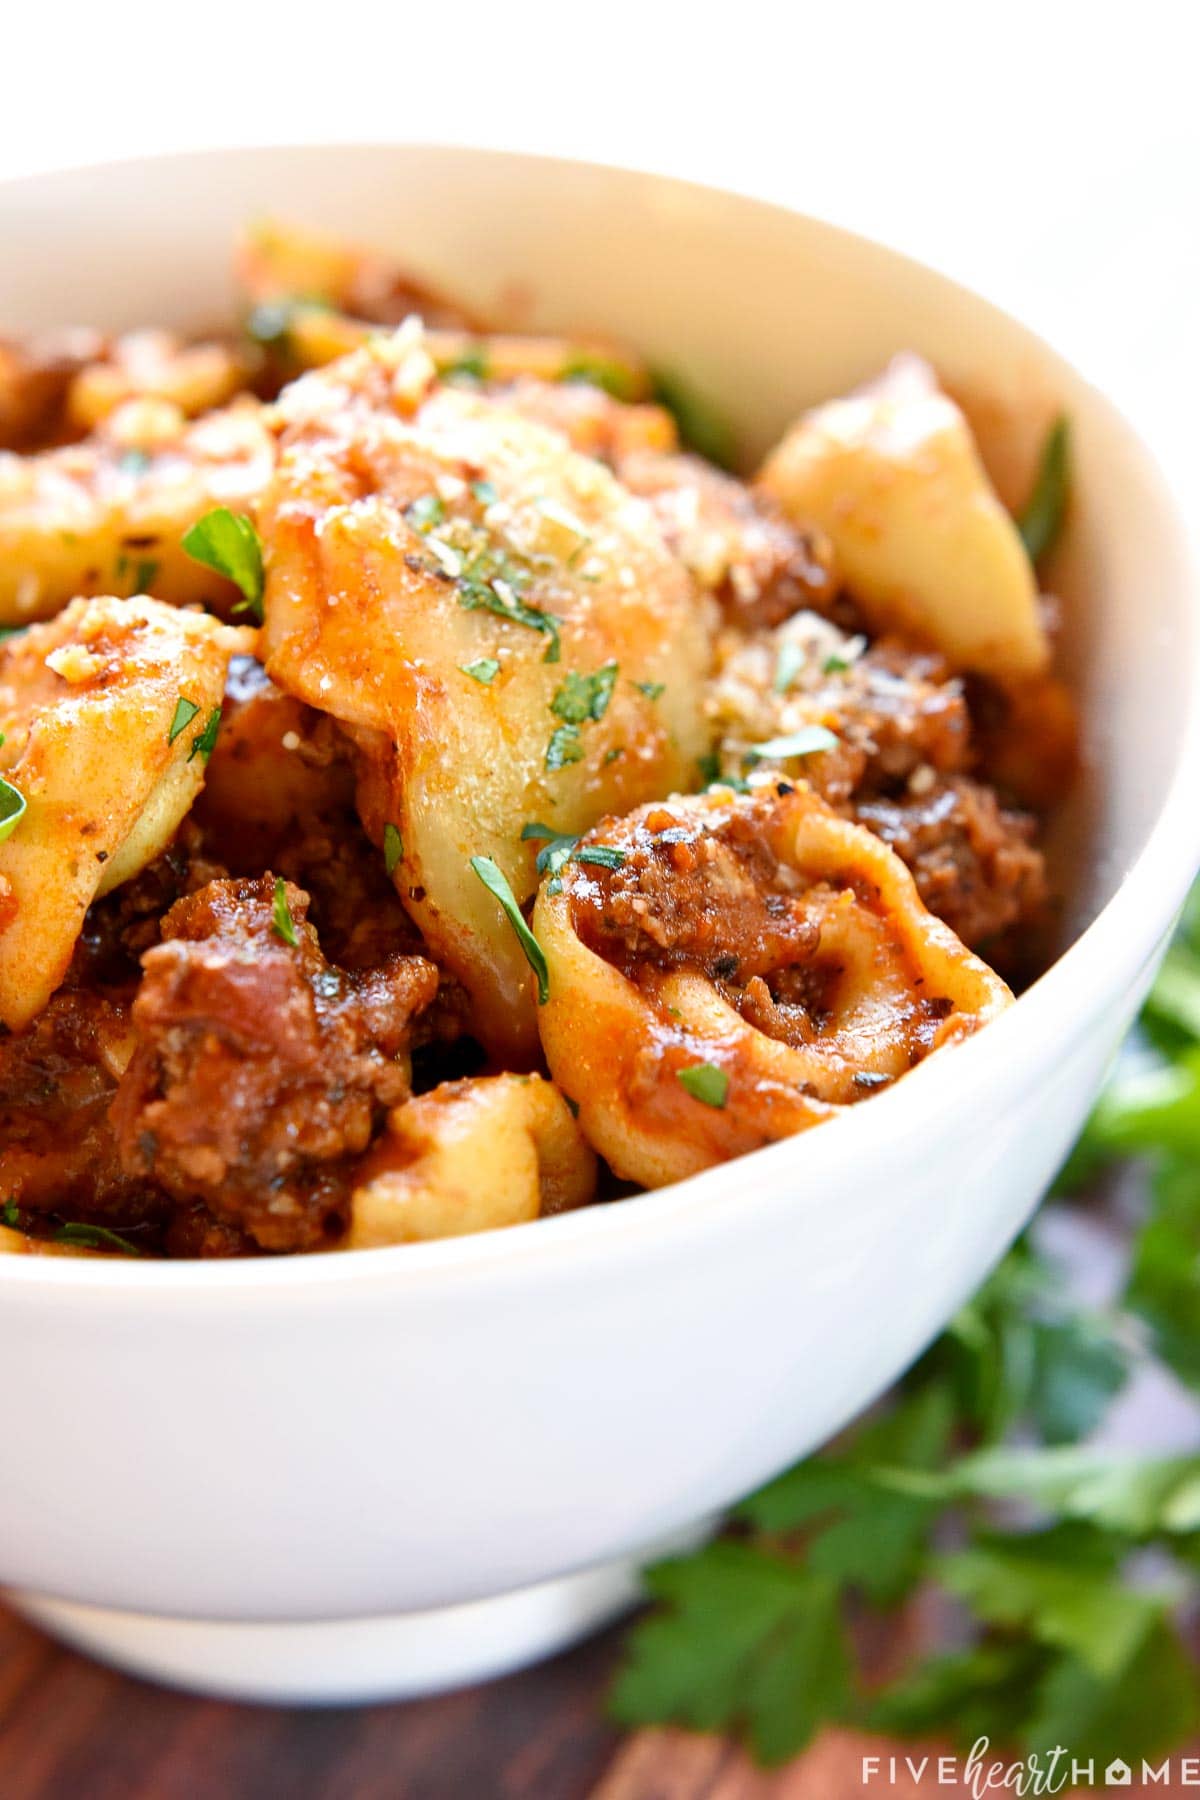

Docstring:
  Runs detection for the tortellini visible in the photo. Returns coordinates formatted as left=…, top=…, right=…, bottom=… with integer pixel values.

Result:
left=0, top=596, right=250, bottom=1029
left=0, top=396, right=273, bottom=625
left=343, top=1072, right=596, bottom=1248
left=534, top=782, right=1011, bottom=1189
left=758, top=356, right=1049, bottom=678
left=259, top=327, right=712, bottom=1062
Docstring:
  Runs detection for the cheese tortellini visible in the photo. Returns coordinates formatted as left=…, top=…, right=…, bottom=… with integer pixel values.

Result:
left=0, top=596, right=250, bottom=1029
left=344, top=1071, right=596, bottom=1248
left=758, top=356, right=1049, bottom=679
left=260, top=327, right=712, bottom=1062
left=0, top=396, right=273, bottom=625
left=534, top=783, right=1012, bottom=1189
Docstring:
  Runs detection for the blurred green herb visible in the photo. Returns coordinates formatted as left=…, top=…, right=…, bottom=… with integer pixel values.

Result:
left=1018, top=416, right=1071, bottom=564
left=651, top=368, right=738, bottom=470
left=612, top=888, right=1200, bottom=1771
left=182, top=507, right=265, bottom=623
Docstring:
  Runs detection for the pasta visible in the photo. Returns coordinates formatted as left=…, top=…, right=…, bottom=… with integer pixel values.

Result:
left=260, top=328, right=710, bottom=1061
left=0, top=596, right=250, bottom=1029
left=0, top=397, right=273, bottom=624
left=0, top=217, right=1075, bottom=1257
left=344, top=1073, right=596, bottom=1248
left=758, top=355, right=1050, bottom=678
left=534, top=784, right=1011, bottom=1188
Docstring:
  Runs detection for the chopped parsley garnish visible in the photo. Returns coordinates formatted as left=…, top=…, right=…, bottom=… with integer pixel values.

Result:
left=633, top=679, right=665, bottom=700
left=520, top=821, right=625, bottom=881
left=545, top=724, right=585, bottom=771
left=1, top=1199, right=20, bottom=1227
left=187, top=707, right=222, bottom=764
left=54, top=1221, right=143, bottom=1256
left=406, top=493, right=446, bottom=533
left=545, top=661, right=618, bottom=770
left=748, top=725, right=838, bottom=763
left=244, top=294, right=330, bottom=354
left=459, top=575, right=561, bottom=664
left=823, top=634, right=866, bottom=675
left=383, top=823, right=403, bottom=877
left=696, top=749, right=722, bottom=787
left=133, top=558, right=159, bottom=594
left=559, top=352, right=641, bottom=402
left=168, top=696, right=201, bottom=745
left=1018, top=415, right=1071, bottom=564
left=272, top=875, right=299, bottom=947
left=0, top=733, right=26, bottom=844
left=472, top=480, right=498, bottom=506
left=460, top=657, right=501, bottom=685
left=182, top=508, right=265, bottom=623
left=117, top=447, right=152, bottom=476
left=551, top=662, right=619, bottom=725
left=0, top=626, right=27, bottom=642
left=469, top=855, right=549, bottom=1004
left=443, top=346, right=490, bottom=382
left=651, top=368, right=737, bottom=470
left=676, top=1063, right=730, bottom=1108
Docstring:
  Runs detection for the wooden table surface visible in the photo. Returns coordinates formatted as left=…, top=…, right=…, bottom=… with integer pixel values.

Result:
left=2, top=1601, right=1195, bottom=1799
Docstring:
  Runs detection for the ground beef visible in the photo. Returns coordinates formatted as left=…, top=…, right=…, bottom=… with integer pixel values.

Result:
left=706, top=614, right=1049, bottom=960
left=568, top=788, right=958, bottom=1062
left=618, top=450, right=840, bottom=630
left=573, top=799, right=821, bottom=986
left=0, top=986, right=157, bottom=1223
left=855, top=777, right=1047, bottom=951
left=110, top=875, right=440, bottom=1251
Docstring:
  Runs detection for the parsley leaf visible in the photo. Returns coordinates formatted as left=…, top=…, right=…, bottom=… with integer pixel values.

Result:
left=187, top=707, right=222, bottom=764
left=545, top=724, right=584, bottom=771
left=460, top=657, right=501, bottom=685
left=181, top=508, right=265, bottom=623
left=651, top=369, right=737, bottom=470
left=0, top=769, right=26, bottom=844
left=53, top=1221, right=143, bottom=1256
left=611, top=1542, right=853, bottom=1766
left=1126, top=1161, right=1200, bottom=1388
left=676, top=1064, right=729, bottom=1109
left=469, top=855, right=549, bottom=1004
left=747, top=726, right=838, bottom=764
left=551, top=662, right=618, bottom=725
left=1017, top=415, right=1071, bottom=564
left=383, top=823, right=403, bottom=878
left=520, top=822, right=625, bottom=880
left=168, top=696, right=201, bottom=745
left=272, top=875, right=299, bottom=947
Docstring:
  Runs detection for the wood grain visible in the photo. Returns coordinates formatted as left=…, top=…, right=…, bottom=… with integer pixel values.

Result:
left=2, top=1605, right=1196, bottom=1798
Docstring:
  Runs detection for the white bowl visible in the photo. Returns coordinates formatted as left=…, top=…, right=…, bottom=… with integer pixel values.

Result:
left=1, top=144, right=1198, bottom=1705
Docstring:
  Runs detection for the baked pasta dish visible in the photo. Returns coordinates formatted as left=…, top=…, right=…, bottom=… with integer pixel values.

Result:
left=0, top=221, right=1076, bottom=1258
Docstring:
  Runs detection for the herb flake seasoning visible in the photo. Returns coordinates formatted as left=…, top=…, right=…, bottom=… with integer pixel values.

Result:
left=188, top=707, right=222, bottom=764
left=182, top=508, right=265, bottom=623
left=272, top=875, right=299, bottom=947
left=470, top=855, right=549, bottom=1004
left=168, top=696, right=201, bottom=745
left=677, top=1063, right=730, bottom=1108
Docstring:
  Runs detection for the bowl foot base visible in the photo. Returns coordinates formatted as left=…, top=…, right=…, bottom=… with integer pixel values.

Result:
left=8, top=1553, right=660, bottom=1705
